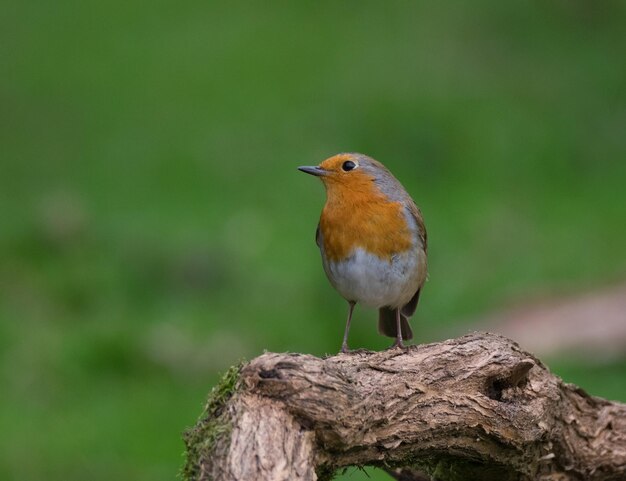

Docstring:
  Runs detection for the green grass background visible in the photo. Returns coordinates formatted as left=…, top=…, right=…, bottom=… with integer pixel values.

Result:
left=1, top=2, right=625, bottom=480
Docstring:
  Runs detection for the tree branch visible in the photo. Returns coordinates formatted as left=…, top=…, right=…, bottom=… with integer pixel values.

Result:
left=182, top=333, right=626, bottom=481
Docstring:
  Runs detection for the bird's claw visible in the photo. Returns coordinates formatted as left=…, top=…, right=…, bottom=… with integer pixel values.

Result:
left=389, top=340, right=407, bottom=350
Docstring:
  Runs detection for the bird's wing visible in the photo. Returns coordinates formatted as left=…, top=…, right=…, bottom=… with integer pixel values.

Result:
left=315, top=223, right=321, bottom=247
left=406, top=200, right=427, bottom=253
left=401, top=288, right=421, bottom=318
left=402, top=200, right=427, bottom=318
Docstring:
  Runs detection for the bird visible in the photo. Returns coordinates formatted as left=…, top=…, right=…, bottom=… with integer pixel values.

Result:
left=299, top=153, right=427, bottom=352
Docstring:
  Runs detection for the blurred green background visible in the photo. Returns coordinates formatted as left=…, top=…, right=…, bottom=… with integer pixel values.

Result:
left=2, top=1, right=625, bottom=480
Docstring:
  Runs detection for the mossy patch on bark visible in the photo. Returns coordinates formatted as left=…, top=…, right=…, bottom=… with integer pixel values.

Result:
left=180, top=362, right=243, bottom=481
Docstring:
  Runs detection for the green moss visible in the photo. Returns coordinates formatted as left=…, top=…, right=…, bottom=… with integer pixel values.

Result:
left=180, top=362, right=244, bottom=481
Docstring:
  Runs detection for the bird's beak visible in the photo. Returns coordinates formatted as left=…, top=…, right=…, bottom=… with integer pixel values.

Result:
left=298, top=165, right=327, bottom=177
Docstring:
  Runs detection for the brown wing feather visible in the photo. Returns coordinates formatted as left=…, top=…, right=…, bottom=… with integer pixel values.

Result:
left=403, top=199, right=427, bottom=318
left=401, top=288, right=421, bottom=318
left=406, top=199, right=427, bottom=252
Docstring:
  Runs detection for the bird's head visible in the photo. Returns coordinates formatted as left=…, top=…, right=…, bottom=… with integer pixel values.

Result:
left=298, top=153, right=388, bottom=193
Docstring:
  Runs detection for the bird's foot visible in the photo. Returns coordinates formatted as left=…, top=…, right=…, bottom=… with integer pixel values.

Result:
left=388, top=339, right=408, bottom=350
left=340, top=343, right=351, bottom=354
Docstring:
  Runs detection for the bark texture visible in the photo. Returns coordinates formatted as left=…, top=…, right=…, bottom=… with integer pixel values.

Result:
left=182, top=333, right=626, bottom=481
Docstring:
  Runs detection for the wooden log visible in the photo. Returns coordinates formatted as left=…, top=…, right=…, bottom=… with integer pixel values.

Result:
left=182, top=332, right=626, bottom=481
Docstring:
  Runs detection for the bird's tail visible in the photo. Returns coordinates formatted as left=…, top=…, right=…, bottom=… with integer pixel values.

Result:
left=378, top=307, right=413, bottom=340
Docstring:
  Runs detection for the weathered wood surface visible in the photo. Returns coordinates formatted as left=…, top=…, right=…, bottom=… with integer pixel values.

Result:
left=182, top=332, right=626, bottom=481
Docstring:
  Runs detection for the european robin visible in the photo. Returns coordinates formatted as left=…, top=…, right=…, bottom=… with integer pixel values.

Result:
left=299, top=153, right=428, bottom=352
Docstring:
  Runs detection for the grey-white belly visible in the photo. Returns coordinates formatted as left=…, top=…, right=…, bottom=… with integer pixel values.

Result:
left=321, top=247, right=423, bottom=308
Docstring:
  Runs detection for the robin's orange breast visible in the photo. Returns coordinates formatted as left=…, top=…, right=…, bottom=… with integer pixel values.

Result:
left=319, top=184, right=414, bottom=263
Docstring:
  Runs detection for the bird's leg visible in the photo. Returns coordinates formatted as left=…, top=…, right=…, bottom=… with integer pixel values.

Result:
left=341, top=301, right=356, bottom=353
left=391, top=307, right=405, bottom=349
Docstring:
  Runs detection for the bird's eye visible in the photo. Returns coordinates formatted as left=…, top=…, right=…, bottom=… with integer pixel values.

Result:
left=342, top=160, right=357, bottom=172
